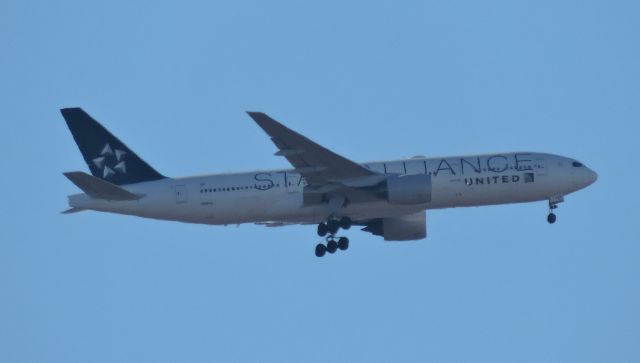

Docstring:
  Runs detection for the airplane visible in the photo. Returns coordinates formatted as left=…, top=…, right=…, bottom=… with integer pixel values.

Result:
left=60, top=108, right=598, bottom=257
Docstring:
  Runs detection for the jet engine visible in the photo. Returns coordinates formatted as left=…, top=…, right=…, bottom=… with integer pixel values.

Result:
left=382, top=174, right=432, bottom=205
left=362, top=211, right=426, bottom=241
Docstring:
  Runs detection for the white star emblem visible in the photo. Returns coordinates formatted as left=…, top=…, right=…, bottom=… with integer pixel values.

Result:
left=93, top=143, right=127, bottom=178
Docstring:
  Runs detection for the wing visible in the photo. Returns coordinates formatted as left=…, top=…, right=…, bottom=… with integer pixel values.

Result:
left=247, top=112, right=382, bottom=187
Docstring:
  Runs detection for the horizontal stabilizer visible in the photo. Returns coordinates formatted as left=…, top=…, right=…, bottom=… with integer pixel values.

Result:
left=64, top=171, right=142, bottom=201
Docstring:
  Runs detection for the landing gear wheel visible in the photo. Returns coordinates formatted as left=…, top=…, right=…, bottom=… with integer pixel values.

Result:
left=326, top=240, right=338, bottom=254
left=315, top=243, right=327, bottom=257
left=317, top=223, right=328, bottom=237
left=327, top=220, right=340, bottom=235
left=338, top=237, right=349, bottom=251
left=339, top=217, right=352, bottom=230
left=547, top=197, right=562, bottom=224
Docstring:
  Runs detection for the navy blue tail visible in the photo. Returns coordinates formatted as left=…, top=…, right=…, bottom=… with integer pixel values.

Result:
left=61, top=108, right=165, bottom=185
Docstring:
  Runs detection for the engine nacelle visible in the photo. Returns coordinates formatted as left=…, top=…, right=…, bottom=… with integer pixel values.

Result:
left=363, top=211, right=427, bottom=241
left=384, top=174, right=432, bottom=205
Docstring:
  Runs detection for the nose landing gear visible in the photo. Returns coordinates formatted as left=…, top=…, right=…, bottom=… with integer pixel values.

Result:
left=547, top=210, right=557, bottom=224
left=547, top=196, right=564, bottom=224
left=315, top=218, right=351, bottom=257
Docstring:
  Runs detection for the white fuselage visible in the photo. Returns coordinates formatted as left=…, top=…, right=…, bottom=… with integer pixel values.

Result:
left=68, top=152, right=597, bottom=225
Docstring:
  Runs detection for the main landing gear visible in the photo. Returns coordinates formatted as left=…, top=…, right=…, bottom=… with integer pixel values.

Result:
left=315, top=236, right=349, bottom=257
left=547, top=196, right=564, bottom=224
left=315, top=217, right=351, bottom=257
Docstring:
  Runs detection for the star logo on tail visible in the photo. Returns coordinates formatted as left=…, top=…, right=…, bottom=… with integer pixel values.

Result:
left=92, top=143, right=127, bottom=179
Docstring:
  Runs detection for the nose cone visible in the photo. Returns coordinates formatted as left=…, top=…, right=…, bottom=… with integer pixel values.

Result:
left=568, top=159, right=597, bottom=191
left=576, top=167, right=597, bottom=189
left=585, top=168, right=598, bottom=186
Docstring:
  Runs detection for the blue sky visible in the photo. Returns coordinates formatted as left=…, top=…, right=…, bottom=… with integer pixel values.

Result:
left=1, top=0, right=638, bottom=362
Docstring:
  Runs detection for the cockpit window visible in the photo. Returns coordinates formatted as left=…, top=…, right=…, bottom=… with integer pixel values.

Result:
left=572, top=161, right=583, bottom=167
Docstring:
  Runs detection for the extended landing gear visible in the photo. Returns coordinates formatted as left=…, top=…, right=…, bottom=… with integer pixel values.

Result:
left=547, top=196, right=564, bottom=224
left=317, top=217, right=351, bottom=237
left=315, top=218, right=351, bottom=257
left=315, top=243, right=327, bottom=257
left=337, top=236, right=349, bottom=250
left=315, top=237, right=349, bottom=257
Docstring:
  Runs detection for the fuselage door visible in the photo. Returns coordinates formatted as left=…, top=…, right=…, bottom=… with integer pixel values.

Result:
left=535, top=159, right=547, bottom=176
left=175, top=185, right=188, bottom=204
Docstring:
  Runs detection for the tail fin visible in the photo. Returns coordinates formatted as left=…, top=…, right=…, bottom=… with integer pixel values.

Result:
left=61, top=108, right=165, bottom=185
